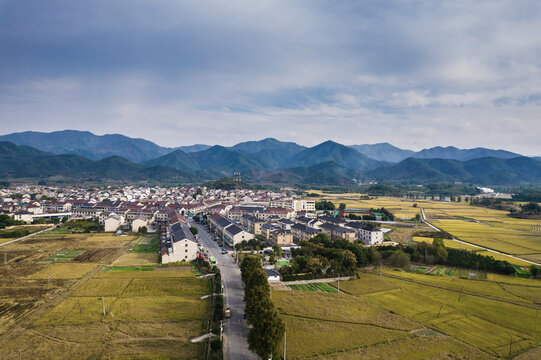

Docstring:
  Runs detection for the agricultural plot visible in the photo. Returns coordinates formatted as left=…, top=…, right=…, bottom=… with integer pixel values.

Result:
left=272, top=289, right=490, bottom=359
left=354, top=271, right=541, bottom=357
left=288, top=282, right=338, bottom=292
left=314, top=194, right=541, bottom=265
left=431, top=219, right=541, bottom=256
left=0, top=230, right=212, bottom=359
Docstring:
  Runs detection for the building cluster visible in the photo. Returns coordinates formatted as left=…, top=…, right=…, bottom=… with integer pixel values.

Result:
left=0, top=185, right=385, bottom=254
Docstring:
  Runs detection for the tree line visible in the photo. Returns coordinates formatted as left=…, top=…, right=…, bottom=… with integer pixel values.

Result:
left=240, top=256, right=285, bottom=359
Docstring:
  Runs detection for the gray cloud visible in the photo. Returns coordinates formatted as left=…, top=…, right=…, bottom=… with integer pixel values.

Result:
left=1, top=1, right=541, bottom=155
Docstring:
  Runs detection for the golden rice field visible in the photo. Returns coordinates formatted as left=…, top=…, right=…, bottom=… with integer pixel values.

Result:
left=347, top=271, right=541, bottom=357
left=272, top=285, right=493, bottom=359
left=311, top=193, right=541, bottom=265
left=411, top=236, right=533, bottom=266
left=0, top=231, right=211, bottom=359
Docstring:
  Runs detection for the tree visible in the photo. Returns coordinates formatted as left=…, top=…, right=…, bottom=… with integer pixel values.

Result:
left=273, top=245, right=283, bottom=257
left=389, top=250, right=410, bottom=268
left=189, top=226, right=198, bottom=236
left=137, top=226, right=148, bottom=234
left=413, top=203, right=418, bottom=208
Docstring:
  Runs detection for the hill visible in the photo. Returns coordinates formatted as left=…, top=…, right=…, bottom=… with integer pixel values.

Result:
left=412, top=146, right=521, bottom=161
left=248, top=161, right=360, bottom=186
left=177, top=144, right=211, bottom=153
left=287, top=141, right=384, bottom=170
left=368, top=156, right=541, bottom=185
left=0, top=141, right=196, bottom=183
left=350, top=143, right=415, bottom=163
left=230, top=138, right=306, bottom=169
left=0, top=130, right=175, bottom=163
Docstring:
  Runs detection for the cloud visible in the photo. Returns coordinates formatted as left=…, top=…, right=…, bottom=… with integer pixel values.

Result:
left=0, top=1, right=540, bottom=155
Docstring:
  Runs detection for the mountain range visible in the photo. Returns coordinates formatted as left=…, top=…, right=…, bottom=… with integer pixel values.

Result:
left=1, top=130, right=540, bottom=186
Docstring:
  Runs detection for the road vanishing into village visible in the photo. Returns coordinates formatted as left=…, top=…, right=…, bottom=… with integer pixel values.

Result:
left=188, top=219, right=258, bottom=360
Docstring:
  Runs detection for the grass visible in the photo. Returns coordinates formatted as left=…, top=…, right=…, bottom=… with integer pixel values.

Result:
left=288, top=282, right=338, bottom=292
left=272, top=288, right=491, bottom=359
left=113, top=252, right=158, bottom=266
left=356, top=272, right=541, bottom=357
left=27, top=263, right=98, bottom=279
left=0, top=231, right=210, bottom=359
left=102, top=265, right=156, bottom=272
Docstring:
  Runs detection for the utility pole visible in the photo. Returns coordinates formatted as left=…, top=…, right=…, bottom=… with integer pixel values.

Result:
left=220, top=320, right=223, bottom=342
left=283, top=331, right=286, bottom=360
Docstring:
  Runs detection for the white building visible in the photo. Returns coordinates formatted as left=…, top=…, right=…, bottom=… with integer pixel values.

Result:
left=346, top=222, right=384, bottom=245
left=132, top=216, right=148, bottom=233
left=161, top=221, right=199, bottom=263
left=104, top=213, right=124, bottom=232
left=293, top=200, right=316, bottom=212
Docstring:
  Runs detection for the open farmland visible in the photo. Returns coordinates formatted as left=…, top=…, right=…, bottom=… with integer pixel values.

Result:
left=312, top=193, right=541, bottom=265
left=333, top=271, right=541, bottom=358
left=272, top=288, right=491, bottom=359
left=0, top=231, right=211, bottom=359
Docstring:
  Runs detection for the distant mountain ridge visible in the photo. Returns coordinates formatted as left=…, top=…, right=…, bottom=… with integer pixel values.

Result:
left=349, top=143, right=415, bottom=163
left=0, top=141, right=196, bottom=182
left=367, top=156, right=541, bottom=185
left=1, top=130, right=539, bottom=186
left=411, top=146, right=521, bottom=161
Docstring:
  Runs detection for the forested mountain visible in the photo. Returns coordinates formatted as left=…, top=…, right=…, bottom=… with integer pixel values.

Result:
left=368, top=156, right=541, bottom=185
left=349, top=143, right=415, bottom=163
left=0, top=141, right=196, bottom=182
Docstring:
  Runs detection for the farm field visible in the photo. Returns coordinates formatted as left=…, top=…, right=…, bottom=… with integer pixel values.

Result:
left=272, top=288, right=491, bottom=359
left=288, top=282, right=338, bottom=292
left=336, top=271, right=541, bottom=357
left=0, top=230, right=211, bottom=359
left=411, top=236, right=533, bottom=266
left=311, top=193, right=541, bottom=265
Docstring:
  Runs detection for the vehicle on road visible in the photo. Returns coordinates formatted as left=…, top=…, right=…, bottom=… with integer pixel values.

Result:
left=225, top=307, right=231, bottom=318
left=210, top=256, right=217, bottom=267
left=222, top=249, right=227, bottom=254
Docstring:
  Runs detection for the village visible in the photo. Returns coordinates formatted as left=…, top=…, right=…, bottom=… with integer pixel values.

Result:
left=0, top=184, right=387, bottom=273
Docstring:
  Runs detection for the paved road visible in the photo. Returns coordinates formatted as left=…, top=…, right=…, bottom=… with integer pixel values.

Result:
left=188, top=219, right=258, bottom=360
left=0, top=225, right=55, bottom=247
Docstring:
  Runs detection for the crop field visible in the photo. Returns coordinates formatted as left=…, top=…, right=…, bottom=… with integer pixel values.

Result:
left=272, top=289, right=490, bottom=359
left=0, top=231, right=211, bottom=359
left=312, top=193, right=541, bottom=265
left=288, top=282, right=338, bottom=292
left=337, top=270, right=541, bottom=357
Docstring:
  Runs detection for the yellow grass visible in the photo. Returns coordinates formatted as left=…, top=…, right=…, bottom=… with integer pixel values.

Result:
left=272, top=290, right=416, bottom=331
left=312, top=335, right=493, bottom=360
left=412, top=236, right=480, bottom=250
left=113, top=252, right=158, bottom=266
left=27, top=263, right=98, bottom=279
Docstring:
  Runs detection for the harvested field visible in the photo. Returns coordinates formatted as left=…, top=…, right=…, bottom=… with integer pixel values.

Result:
left=28, top=263, right=98, bottom=279
left=113, top=252, right=158, bottom=266
left=72, top=248, right=120, bottom=263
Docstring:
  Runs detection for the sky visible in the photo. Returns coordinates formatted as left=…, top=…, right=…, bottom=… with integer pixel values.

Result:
left=1, top=1, right=541, bottom=155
